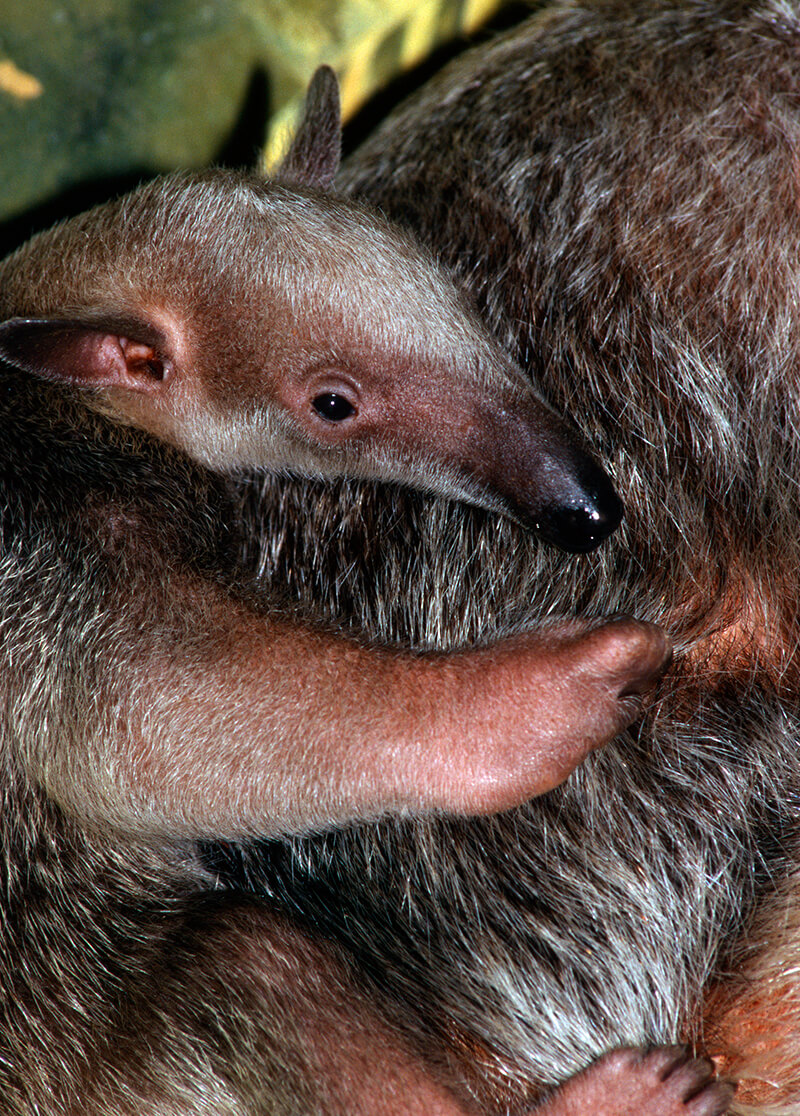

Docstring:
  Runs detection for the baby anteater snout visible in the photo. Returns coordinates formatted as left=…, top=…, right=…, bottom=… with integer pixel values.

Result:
left=475, top=392, right=624, bottom=553
left=534, top=456, right=623, bottom=553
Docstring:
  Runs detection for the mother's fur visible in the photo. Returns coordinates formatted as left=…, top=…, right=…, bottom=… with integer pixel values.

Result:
left=209, top=1, right=800, bottom=1110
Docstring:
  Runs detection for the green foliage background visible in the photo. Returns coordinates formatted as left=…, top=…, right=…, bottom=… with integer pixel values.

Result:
left=0, top=0, right=502, bottom=222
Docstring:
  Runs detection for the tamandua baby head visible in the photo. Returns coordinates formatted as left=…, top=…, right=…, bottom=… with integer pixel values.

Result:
left=0, top=68, right=620, bottom=553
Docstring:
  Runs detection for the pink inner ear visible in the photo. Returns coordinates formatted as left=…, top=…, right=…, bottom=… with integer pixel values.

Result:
left=76, top=334, right=167, bottom=390
left=0, top=319, right=171, bottom=392
left=81, top=333, right=135, bottom=387
left=116, top=337, right=169, bottom=388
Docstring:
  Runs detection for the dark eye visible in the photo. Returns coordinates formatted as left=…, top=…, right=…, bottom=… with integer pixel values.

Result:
left=312, top=393, right=356, bottom=422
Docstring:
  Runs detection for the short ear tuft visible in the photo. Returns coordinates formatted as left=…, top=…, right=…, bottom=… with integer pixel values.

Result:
left=0, top=317, right=171, bottom=393
left=277, top=65, right=341, bottom=191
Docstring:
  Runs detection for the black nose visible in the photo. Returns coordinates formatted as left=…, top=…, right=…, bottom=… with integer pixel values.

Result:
left=536, top=466, right=623, bottom=553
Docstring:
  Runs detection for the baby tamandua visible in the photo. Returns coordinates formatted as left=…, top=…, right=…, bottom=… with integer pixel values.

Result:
left=0, top=66, right=736, bottom=1116
left=0, top=67, right=669, bottom=842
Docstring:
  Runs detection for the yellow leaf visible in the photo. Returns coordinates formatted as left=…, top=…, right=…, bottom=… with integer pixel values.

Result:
left=0, top=60, right=43, bottom=101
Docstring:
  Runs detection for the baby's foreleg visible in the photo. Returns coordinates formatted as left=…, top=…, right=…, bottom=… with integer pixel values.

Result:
left=40, top=566, right=668, bottom=839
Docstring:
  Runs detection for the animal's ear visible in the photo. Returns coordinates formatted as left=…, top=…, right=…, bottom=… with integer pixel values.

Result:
left=0, top=316, right=173, bottom=393
left=277, top=65, right=341, bottom=190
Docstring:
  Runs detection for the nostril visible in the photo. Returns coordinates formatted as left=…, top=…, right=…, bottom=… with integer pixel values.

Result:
left=536, top=470, right=624, bottom=553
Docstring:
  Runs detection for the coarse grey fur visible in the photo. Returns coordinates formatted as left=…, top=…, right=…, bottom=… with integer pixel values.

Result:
left=207, top=1, right=800, bottom=1111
